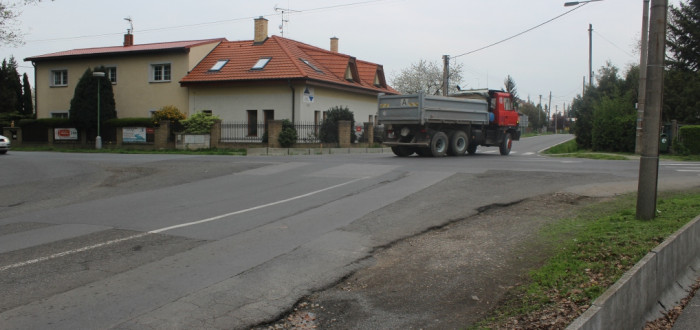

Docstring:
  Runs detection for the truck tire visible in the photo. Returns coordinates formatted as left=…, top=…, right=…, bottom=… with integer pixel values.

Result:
left=391, top=146, right=414, bottom=157
left=448, top=131, right=468, bottom=156
left=430, top=132, right=448, bottom=157
left=499, top=133, right=512, bottom=155
left=467, top=143, right=477, bottom=155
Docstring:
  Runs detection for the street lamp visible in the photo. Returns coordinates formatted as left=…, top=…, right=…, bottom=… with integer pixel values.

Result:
left=92, top=71, right=105, bottom=149
left=564, top=0, right=603, bottom=6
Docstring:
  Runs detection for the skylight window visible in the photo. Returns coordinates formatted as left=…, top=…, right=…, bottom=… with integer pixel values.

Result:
left=300, top=58, right=322, bottom=73
left=251, top=57, right=271, bottom=70
left=210, top=60, right=229, bottom=71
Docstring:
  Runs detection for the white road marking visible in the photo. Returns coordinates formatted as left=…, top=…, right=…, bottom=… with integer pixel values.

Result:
left=1, top=176, right=370, bottom=272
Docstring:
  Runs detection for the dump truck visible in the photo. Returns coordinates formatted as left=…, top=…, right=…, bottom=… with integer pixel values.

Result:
left=377, top=89, right=521, bottom=157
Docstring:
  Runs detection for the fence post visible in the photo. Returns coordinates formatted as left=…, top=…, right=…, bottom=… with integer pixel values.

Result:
left=154, top=120, right=170, bottom=149
left=210, top=120, right=221, bottom=149
left=116, top=127, right=123, bottom=147
left=364, top=122, right=374, bottom=144
left=2, top=127, right=22, bottom=146
left=47, top=128, right=54, bottom=146
left=267, top=120, right=283, bottom=148
left=338, top=120, right=351, bottom=148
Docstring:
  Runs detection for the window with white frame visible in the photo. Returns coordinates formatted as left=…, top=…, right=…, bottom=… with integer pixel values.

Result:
left=51, top=70, right=68, bottom=87
left=106, top=67, right=117, bottom=84
left=151, top=63, right=171, bottom=82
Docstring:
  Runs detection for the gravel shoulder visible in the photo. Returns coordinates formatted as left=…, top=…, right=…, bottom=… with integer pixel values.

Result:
left=256, top=192, right=602, bottom=329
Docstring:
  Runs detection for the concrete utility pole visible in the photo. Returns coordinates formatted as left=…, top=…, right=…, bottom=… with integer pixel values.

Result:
left=442, top=55, right=450, bottom=96
left=589, top=24, right=593, bottom=87
left=636, top=0, right=668, bottom=220
left=548, top=91, right=552, bottom=131
left=635, top=0, right=651, bottom=154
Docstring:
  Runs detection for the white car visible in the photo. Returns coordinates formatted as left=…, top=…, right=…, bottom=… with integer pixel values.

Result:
left=0, top=134, right=10, bottom=154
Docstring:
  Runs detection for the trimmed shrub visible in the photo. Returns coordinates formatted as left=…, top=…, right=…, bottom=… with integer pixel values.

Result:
left=319, top=106, right=355, bottom=143
left=181, top=112, right=219, bottom=134
left=278, top=119, right=298, bottom=148
left=679, top=125, right=700, bottom=154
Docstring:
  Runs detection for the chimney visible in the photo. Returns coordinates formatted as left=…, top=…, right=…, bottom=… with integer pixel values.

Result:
left=330, top=37, right=339, bottom=53
left=123, top=33, right=134, bottom=47
left=254, top=16, right=268, bottom=44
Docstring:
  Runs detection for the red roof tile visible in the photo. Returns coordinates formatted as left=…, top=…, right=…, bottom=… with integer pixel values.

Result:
left=180, top=36, right=398, bottom=95
left=24, top=38, right=226, bottom=61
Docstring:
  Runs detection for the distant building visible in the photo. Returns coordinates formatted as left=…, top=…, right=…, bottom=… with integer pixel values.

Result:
left=25, top=17, right=397, bottom=127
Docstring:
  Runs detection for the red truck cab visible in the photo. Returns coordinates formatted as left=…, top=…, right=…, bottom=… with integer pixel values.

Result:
left=489, top=91, right=519, bottom=128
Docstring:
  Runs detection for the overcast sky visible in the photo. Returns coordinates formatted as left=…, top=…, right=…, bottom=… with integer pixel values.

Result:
left=0, top=0, right=682, bottom=113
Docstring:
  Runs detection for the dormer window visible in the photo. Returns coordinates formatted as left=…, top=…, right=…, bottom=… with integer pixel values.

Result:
left=344, top=66, right=353, bottom=81
left=300, top=58, right=322, bottom=73
left=374, top=74, right=381, bottom=87
left=210, top=60, right=229, bottom=72
left=251, top=57, right=271, bottom=70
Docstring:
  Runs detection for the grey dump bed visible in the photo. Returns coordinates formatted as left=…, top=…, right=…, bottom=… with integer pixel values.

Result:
left=377, top=93, right=489, bottom=125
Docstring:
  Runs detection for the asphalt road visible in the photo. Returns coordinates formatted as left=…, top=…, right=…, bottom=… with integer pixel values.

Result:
left=1, top=135, right=699, bottom=329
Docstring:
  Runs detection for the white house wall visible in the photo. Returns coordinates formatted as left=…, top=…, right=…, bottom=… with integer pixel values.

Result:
left=190, top=83, right=379, bottom=124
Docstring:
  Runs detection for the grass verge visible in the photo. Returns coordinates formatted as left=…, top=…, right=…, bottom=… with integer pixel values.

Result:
left=472, top=190, right=700, bottom=329
left=11, top=146, right=247, bottom=156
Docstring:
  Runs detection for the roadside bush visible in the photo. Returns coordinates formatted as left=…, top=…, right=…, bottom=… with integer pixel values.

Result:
left=181, top=112, right=219, bottom=134
left=319, top=106, right=355, bottom=143
left=679, top=125, right=700, bottom=154
left=278, top=119, right=298, bottom=148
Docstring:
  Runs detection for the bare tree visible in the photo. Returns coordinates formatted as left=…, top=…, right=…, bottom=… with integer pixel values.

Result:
left=0, top=1, right=51, bottom=46
left=390, top=59, right=463, bottom=95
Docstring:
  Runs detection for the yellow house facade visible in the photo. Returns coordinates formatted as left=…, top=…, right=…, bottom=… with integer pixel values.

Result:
left=25, top=36, right=224, bottom=119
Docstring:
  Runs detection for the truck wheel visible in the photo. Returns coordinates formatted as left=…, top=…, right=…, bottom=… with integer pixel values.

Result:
left=467, top=143, right=477, bottom=155
left=391, top=146, right=414, bottom=157
left=430, top=132, right=448, bottom=157
left=448, top=131, right=468, bottom=156
left=499, top=133, right=512, bottom=155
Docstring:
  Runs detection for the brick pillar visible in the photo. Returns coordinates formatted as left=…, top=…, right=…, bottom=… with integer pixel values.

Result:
left=47, top=128, right=54, bottom=146
left=154, top=120, right=170, bottom=149
left=3, top=127, right=22, bottom=146
left=210, top=120, right=221, bottom=148
left=364, top=122, right=374, bottom=144
left=116, top=127, right=123, bottom=146
left=267, top=120, right=283, bottom=148
left=338, top=120, right=351, bottom=148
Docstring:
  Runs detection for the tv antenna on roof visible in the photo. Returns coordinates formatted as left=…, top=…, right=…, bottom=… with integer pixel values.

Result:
left=124, top=16, right=134, bottom=34
left=274, top=5, right=299, bottom=37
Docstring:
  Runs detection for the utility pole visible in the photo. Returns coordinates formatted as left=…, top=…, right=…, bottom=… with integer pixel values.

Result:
left=589, top=24, right=593, bottom=87
left=635, top=0, right=651, bottom=154
left=548, top=91, right=552, bottom=132
left=539, top=94, right=542, bottom=131
left=636, top=0, right=667, bottom=220
left=442, top=55, right=450, bottom=96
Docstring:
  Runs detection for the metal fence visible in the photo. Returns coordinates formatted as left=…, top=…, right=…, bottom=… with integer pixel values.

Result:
left=220, top=122, right=265, bottom=143
left=219, top=121, right=322, bottom=144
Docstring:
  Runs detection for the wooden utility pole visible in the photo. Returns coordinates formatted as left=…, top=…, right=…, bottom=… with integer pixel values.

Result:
left=635, top=0, right=651, bottom=154
left=636, top=0, right=667, bottom=220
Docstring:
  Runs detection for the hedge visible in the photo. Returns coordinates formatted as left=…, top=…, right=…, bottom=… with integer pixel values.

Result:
left=104, top=117, right=156, bottom=128
left=679, top=125, right=700, bottom=154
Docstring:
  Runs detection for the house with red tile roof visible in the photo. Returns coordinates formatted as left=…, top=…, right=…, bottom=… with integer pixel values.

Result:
left=25, top=17, right=397, bottom=137
left=25, top=36, right=225, bottom=119
left=180, top=17, right=398, bottom=128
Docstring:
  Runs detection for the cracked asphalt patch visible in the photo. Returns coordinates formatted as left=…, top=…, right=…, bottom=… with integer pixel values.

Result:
left=254, top=192, right=597, bottom=329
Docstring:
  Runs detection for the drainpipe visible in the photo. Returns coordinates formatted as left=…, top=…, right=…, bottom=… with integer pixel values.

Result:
left=32, top=62, right=37, bottom=118
left=288, top=79, right=295, bottom=122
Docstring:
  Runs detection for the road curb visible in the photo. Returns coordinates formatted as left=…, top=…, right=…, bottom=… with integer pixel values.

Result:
left=246, top=147, right=393, bottom=156
left=566, top=214, right=700, bottom=330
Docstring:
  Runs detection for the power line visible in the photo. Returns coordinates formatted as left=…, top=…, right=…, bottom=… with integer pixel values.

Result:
left=25, top=0, right=393, bottom=44
left=451, top=4, right=589, bottom=58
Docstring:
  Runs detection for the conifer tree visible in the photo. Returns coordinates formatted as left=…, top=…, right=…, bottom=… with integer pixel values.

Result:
left=69, top=68, right=117, bottom=129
